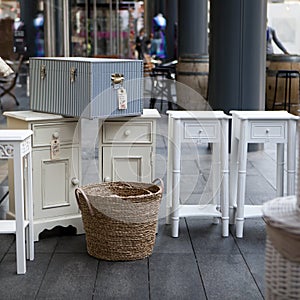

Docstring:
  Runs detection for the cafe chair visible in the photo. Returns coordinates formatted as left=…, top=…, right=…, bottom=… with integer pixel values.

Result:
left=0, top=55, right=24, bottom=109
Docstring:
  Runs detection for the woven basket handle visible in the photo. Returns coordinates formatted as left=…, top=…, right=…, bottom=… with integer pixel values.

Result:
left=152, top=178, right=164, bottom=193
left=75, top=188, right=95, bottom=216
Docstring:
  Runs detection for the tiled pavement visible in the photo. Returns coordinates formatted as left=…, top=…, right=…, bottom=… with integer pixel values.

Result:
left=0, top=83, right=295, bottom=299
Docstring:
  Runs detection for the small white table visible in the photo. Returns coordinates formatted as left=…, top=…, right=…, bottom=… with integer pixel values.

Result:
left=167, top=111, right=230, bottom=237
left=230, top=110, right=299, bottom=238
left=0, top=130, right=34, bottom=274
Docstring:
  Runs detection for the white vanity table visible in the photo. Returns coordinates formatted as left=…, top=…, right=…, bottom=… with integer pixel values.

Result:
left=4, top=109, right=160, bottom=241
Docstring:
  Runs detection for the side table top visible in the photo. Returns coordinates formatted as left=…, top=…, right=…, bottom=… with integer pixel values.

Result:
left=230, top=110, right=299, bottom=120
left=166, top=110, right=231, bottom=120
left=0, top=129, right=33, bottom=141
left=3, top=110, right=64, bottom=122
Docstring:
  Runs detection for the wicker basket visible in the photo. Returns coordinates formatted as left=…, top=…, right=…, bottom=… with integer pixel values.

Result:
left=263, top=196, right=300, bottom=300
left=75, top=179, right=163, bottom=261
left=265, top=238, right=300, bottom=300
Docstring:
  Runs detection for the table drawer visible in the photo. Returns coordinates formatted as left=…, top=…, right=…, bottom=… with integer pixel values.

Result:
left=102, top=121, right=152, bottom=144
left=32, top=122, right=78, bottom=147
left=249, top=121, right=286, bottom=141
left=183, top=121, right=219, bottom=141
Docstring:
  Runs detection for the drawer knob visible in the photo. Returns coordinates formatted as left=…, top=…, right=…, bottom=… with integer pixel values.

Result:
left=71, top=177, right=79, bottom=186
left=198, top=129, right=203, bottom=134
left=265, top=129, right=270, bottom=134
left=124, top=130, right=131, bottom=136
left=104, top=176, right=111, bottom=182
left=53, top=131, right=59, bottom=139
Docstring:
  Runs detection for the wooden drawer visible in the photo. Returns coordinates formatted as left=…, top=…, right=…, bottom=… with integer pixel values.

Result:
left=183, top=121, right=219, bottom=141
left=32, top=122, right=78, bottom=147
left=249, top=121, right=286, bottom=141
left=102, top=121, right=152, bottom=144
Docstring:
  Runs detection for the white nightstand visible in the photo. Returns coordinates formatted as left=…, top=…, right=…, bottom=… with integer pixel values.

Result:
left=0, top=130, right=34, bottom=274
left=4, top=111, right=84, bottom=241
left=167, top=111, right=230, bottom=238
left=230, top=110, right=299, bottom=238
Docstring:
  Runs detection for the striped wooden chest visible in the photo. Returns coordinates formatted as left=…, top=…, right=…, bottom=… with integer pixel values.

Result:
left=29, top=57, right=144, bottom=119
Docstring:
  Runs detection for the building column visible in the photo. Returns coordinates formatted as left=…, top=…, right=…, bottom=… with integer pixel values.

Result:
left=165, top=0, right=178, bottom=61
left=176, top=0, right=208, bottom=110
left=208, top=0, right=267, bottom=113
left=19, top=0, right=38, bottom=58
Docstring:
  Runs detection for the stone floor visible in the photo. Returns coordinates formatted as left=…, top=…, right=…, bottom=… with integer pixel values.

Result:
left=0, top=81, right=296, bottom=299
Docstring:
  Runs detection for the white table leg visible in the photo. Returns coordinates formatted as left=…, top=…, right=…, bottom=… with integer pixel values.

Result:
left=236, top=120, right=248, bottom=238
left=287, top=119, right=297, bottom=195
left=171, top=119, right=181, bottom=238
left=221, top=118, right=229, bottom=237
left=229, top=118, right=239, bottom=224
left=276, top=143, right=284, bottom=197
left=212, top=140, right=221, bottom=225
left=166, top=115, right=173, bottom=224
left=26, top=152, right=34, bottom=261
left=14, top=145, right=26, bottom=274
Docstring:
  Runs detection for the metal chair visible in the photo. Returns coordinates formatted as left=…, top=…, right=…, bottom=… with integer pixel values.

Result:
left=0, top=55, right=23, bottom=109
left=149, top=64, right=177, bottom=113
left=272, top=69, right=300, bottom=113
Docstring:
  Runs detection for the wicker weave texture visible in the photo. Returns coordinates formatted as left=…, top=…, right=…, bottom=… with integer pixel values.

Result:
left=75, top=181, right=163, bottom=261
left=265, top=238, right=300, bottom=300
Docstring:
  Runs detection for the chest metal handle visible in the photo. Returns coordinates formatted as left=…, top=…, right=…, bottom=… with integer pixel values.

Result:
left=70, top=67, right=77, bottom=83
left=111, top=73, right=124, bottom=88
left=40, top=65, right=46, bottom=80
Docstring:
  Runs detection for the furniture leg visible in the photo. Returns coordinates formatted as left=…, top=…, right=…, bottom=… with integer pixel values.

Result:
left=287, top=119, right=297, bottom=195
left=229, top=120, right=239, bottom=224
left=14, top=145, right=26, bottom=274
left=171, top=119, right=181, bottom=237
left=276, top=143, right=284, bottom=197
left=221, top=118, right=229, bottom=237
left=236, top=120, right=248, bottom=238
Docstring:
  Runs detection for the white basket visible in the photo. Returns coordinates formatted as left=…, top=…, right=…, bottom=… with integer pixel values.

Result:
left=265, top=238, right=300, bottom=300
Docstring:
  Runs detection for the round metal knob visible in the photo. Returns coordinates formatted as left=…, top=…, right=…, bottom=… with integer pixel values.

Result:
left=104, top=176, right=111, bottom=182
left=124, top=130, right=131, bottom=136
left=71, top=177, right=79, bottom=186
left=265, top=129, right=270, bottom=134
left=198, top=129, right=203, bottom=134
left=53, top=131, right=59, bottom=139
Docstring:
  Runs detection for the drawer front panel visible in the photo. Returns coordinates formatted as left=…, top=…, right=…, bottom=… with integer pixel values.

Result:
left=249, top=122, right=286, bottom=141
left=33, top=122, right=78, bottom=147
left=103, top=121, right=152, bottom=143
left=183, top=121, right=219, bottom=141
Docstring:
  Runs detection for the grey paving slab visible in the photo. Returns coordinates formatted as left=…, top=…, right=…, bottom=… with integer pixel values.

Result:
left=149, top=253, right=206, bottom=300
left=243, top=253, right=266, bottom=297
left=34, top=236, right=59, bottom=253
left=0, top=234, right=14, bottom=254
left=246, top=174, right=276, bottom=205
left=196, top=254, right=264, bottom=300
left=187, top=218, right=240, bottom=255
left=54, top=234, right=87, bottom=253
left=232, top=219, right=267, bottom=255
left=36, top=253, right=98, bottom=300
left=0, top=253, right=51, bottom=299
left=94, top=259, right=149, bottom=299
left=153, top=221, right=194, bottom=254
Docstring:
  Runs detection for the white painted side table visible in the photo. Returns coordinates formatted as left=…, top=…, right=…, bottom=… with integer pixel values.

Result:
left=167, top=111, right=230, bottom=238
left=4, top=111, right=83, bottom=241
left=229, top=110, right=299, bottom=238
left=0, top=130, right=34, bottom=274
left=99, top=109, right=160, bottom=183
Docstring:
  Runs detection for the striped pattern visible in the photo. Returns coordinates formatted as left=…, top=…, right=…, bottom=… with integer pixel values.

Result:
left=29, top=57, right=143, bottom=119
